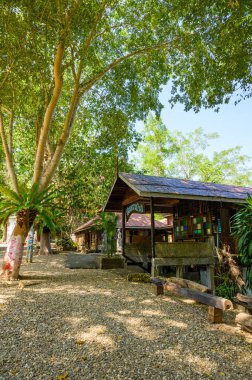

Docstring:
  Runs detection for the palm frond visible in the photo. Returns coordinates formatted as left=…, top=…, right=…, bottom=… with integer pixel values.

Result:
left=0, top=185, right=21, bottom=203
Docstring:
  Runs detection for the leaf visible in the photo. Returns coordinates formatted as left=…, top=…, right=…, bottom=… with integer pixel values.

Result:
left=57, top=373, right=68, bottom=380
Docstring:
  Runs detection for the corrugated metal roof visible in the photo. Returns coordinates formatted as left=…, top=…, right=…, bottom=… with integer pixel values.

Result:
left=120, top=173, right=252, bottom=202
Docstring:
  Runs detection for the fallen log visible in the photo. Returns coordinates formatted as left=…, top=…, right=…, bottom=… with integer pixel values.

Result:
left=167, top=277, right=211, bottom=293
left=152, top=278, right=233, bottom=322
left=235, top=312, right=252, bottom=333
left=163, top=281, right=233, bottom=311
left=163, top=281, right=182, bottom=295
left=236, top=293, right=252, bottom=307
left=179, top=288, right=233, bottom=310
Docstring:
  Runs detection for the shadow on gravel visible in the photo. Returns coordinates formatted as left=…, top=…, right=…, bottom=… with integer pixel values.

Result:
left=0, top=256, right=252, bottom=380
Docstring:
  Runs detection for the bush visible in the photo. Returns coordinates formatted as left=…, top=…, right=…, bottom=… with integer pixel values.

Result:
left=127, top=273, right=151, bottom=283
left=215, top=273, right=238, bottom=300
left=56, top=237, right=77, bottom=251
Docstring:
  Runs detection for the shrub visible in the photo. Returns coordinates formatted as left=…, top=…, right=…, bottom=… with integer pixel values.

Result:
left=56, top=237, right=76, bottom=251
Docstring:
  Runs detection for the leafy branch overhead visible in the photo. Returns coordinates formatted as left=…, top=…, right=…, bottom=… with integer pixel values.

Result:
left=1, top=0, right=252, bottom=196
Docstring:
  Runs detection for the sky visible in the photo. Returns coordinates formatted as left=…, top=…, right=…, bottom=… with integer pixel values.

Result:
left=156, top=86, right=252, bottom=158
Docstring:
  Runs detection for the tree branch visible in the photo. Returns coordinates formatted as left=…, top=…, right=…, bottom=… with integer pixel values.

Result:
left=32, top=39, right=65, bottom=185
left=39, top=85, right=81, bottom=191
left=8, top=110, right=14, bottom=158
left=0, top=111, right=19, bottom=194
left=82, top=0, right=109, bottom=58
left=32, top=1, right=82, bottom=186
left=39, top=40, right=171, bottom=190
left=79, top=41, right=170, bottom=95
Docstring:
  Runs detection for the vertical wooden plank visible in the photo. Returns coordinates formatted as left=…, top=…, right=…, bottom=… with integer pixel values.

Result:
left=122, top=206, right=126, bottom=256
left=150, top=197, right=155, bottom=259
left=176, top=266, right=183, bottom=278
left=208, top=306, right=223, bottom=323
left=206, top=264, right=215, bottom=292
left=151, top=258, right=157, bottom=277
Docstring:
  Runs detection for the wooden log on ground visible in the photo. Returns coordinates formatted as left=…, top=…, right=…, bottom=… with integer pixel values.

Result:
left=167, top=277, right=211, bottom=293
left=163, top=281, right=182, bottom=295
left=235, top=312, right=252, bottom=333
left=236, top=293, right=252, bottom=307
left=163, top=281, right=233, bottom=310
left=180, top=288, right=233, bottom=310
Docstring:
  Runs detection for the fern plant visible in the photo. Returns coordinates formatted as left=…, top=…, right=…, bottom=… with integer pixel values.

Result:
left=231, top=195, right=252, bottom=290
left=0, top=183, right=60, bottom=232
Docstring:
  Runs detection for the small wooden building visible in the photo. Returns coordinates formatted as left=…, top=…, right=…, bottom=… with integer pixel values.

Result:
left=74, top=213, right=168, bottom=254
left=104, top=172, right=252, bottom=288
left=116, top=213, right=169, bottom=257
left=74, top=215, right=102, bottom=253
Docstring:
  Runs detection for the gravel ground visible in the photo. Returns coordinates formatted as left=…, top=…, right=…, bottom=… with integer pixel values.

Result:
left=0, top=253, right=252, bottom=380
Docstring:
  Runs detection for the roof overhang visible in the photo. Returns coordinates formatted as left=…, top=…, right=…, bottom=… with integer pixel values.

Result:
left=103, top=173, right=250, bottom=212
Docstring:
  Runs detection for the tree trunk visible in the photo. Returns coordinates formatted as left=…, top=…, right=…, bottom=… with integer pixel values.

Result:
left=26, top=226, right=35, bottom=263
left=2, top=223, right=7, bottom=243
left=0, top=209, right=37, bottom=280
left=39, top=230, right=52, bottom=255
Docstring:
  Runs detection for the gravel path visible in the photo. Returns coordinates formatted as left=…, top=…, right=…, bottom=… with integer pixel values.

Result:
left=0, top=253, right=252, bottom=380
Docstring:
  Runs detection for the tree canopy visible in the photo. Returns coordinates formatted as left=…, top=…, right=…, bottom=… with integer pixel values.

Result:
left=1, top=1, right=252, bottom=196
left=0, top=0, right=251, bottom=215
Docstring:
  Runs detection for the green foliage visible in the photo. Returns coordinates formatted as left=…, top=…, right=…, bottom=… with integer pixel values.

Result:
left=55, top=116, right=138, bottom=232
left=134, top=114, right=252, bottom=186
left=127, top=273, right=151, bottom=283
left=169, top=0, right=252, bottom=111
left=0, top=183, right=60, bottom=232
left=231, top=195, right=252, bottom=289
left=56, top=237, right=76, bottom=252
left=1, top=1, right=252, bottom=239
left=134, top=114, right=177, bottom=176
left=215, top=272, right=239, bottom=300
left=100, top=212, right=117, bottom=256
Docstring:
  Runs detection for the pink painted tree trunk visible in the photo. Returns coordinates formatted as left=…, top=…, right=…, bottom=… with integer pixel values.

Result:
left=0, top=210, right=36, bottom=280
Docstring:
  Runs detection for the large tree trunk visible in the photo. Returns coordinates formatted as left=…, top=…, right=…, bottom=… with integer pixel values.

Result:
left=0, top=209, right=36, bottom=280
left=39, top=228, right=52, bottom=255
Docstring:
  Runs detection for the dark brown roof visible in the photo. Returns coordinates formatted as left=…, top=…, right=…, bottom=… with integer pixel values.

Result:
left=119, top=172, right=252, bottom=202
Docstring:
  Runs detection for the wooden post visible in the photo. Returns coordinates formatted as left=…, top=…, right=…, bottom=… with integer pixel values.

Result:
left=150, top=197, right=155, bottom=259
left=206, top=265, right=215, bottom=292
left=153, top=283, right=164, bottom=296
left=176, top=266, right=183, bottom=278
left=208, top=306, right=223, bottom=323
left=122, top=206, right=126, bottom=256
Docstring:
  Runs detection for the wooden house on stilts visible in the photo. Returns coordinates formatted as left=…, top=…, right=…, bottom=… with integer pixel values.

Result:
left=104, top=172, right=252, bottom=290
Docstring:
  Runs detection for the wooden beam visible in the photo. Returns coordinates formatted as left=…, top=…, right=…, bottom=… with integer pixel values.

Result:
left=179, top=288, right=233, bottom=310
left=150, top=197, right=155, bottom=259
left=122, top=206, right=126, bottom=256
left=122, top=195, right=141, bottom=206
left=152, top=257, right=214, bottom=266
